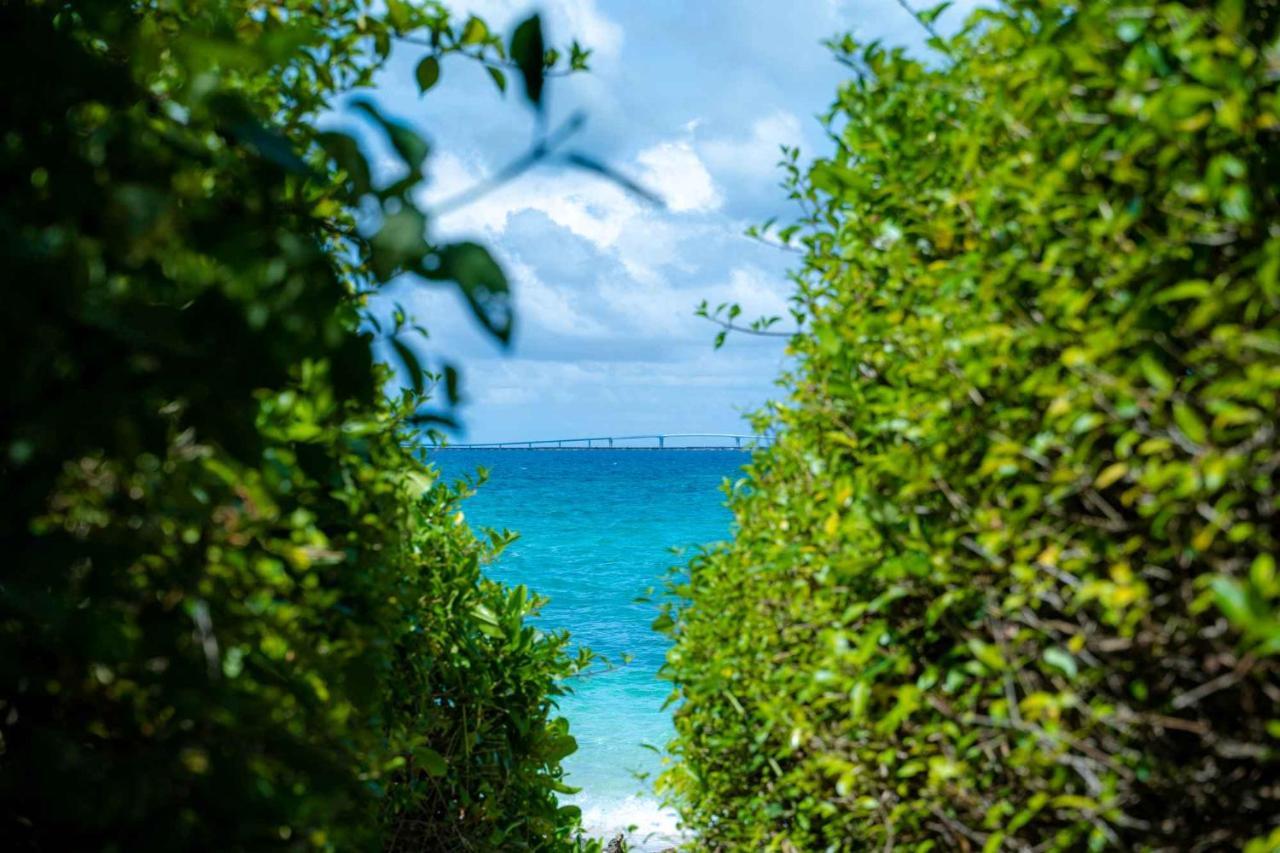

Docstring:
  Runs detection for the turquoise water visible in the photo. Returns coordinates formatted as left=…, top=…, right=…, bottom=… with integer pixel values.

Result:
left=432, top=450, right=744, bottom=848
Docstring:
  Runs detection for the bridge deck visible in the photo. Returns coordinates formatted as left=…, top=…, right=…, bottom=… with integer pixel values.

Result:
left=423, top=433, right=770, bottom=450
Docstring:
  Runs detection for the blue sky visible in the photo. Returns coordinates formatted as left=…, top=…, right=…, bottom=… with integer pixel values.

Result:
left=357, top=0, right=973, bottom=443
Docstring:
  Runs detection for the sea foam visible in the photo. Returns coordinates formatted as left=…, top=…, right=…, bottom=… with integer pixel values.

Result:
left=573, top=793, right=686, bottom=851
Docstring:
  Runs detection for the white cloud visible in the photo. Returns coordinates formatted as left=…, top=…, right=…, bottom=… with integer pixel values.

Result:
left=421, top=145, right=709, bottom=287
left=506, top=257, right=611, bottom=339
left=595, top=263, right=791, bottom=341
left=700, top=110, right=803, bottom=184
left=546, top=0, right=624, bottom=63
left=634, top=141, right=722, bottom=214
left=424, top=151, right=641, bottom=249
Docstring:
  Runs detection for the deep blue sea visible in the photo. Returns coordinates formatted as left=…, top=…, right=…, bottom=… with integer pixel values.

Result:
left=431, top=450, right=745, bottom=849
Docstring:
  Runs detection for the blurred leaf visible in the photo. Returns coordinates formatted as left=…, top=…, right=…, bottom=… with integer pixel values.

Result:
left=509, top=14, right=545, bottom=108
left=443, top=363, right=460, bottom=405
left=352, top=99, right=429, bottom=174
left=460, top=16, right=488, bottom=45
left=415, top=55, right=441, bottom=94
left=486, top=65, right=507, bottom=94
left=428, top=242, right=512, bottom=344
left=391, top=338, right=424, bottom=395
left=1043, top=647, right=1077, bottom=679
left=415, top=746, right=447, bottom=778
left=369, top=207, right=428, bottom=280
left=229, top=119, right=310, bottom=174
left=318, top=131, right=372, bottom=197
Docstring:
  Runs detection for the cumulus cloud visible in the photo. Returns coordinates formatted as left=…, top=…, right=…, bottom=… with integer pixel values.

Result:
left=634, top=141, right=722, bottom=214
left=366, top=1, right=908, bottom=441
left=420, top=144, right=719, bottom=290
left=700, top=111, right=804, bottom=185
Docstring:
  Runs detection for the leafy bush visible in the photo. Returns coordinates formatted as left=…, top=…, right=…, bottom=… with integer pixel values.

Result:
left=661, top=1, right=1280, bottom=849
left=1, top=1, right=592, bottom=848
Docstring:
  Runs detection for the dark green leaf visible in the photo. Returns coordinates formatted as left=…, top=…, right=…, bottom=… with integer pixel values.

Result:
left=486, top=65, right=507, bottom=94
left=427, top=242, right=513, bottom=344
left=369, top=207, right=428, bottom=280
left=229, top=119, right=311, bottom=175
left=415, top=746, right=447, bottom=778
left=509, top=14, right=545, bottom=108
left=391, top=337, right=424, bottom=395
left=318, top=131, right=372, bottom=197
left=415, top=55, right=441, bottom=94
left=443, top=363, right=461, bottom=405
left=352, top=99, right=429, bottom=174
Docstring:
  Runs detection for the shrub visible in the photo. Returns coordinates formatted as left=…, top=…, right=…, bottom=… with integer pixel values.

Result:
left=661, top=1, right=1280, bottom=849
left=1, top=2, right=588, bottom=848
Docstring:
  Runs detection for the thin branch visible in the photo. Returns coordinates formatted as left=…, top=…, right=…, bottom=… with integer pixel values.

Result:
left=893, top=0, right=943, bottom=43
left=395, top=34, right=575, bottom=77
left=703, top=315, right=799, bottom=339
left=1171, top=657, right=1252, bottom=710
left=744, top=232, right=805, bottom=255
left=428, top=112, right=586, bottom=216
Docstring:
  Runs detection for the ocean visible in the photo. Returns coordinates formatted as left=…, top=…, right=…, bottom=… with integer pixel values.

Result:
left=431, top=449, right=746, bottom=850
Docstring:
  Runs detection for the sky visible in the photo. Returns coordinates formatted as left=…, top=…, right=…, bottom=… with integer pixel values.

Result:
left=350, top=0, right=975, bottom=443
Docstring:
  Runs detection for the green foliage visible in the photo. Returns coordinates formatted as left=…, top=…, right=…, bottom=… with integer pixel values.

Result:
left=662, top=1, right=1280, bottom=848
left=1, top=1, right=596, bottom=848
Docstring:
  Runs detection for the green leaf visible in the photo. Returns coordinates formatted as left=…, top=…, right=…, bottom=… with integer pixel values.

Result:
left=352, top=99, right=429, bottom=175
left=428, top=242, right=513, bottom=344
left=486, top=65, right=507, bottom=94
left=1173, top=403, right=1209, bottom=445
left=850, top=681, right=871, bottom=719
left=369, top=207, right=428, bottom=280
left=318, top=131, right=372, bottom=197
left=543, top=734, right=578, bottom=762
left=415, top=55, right=441, bottom=94
left=547, top=778, right=582, bottom=795
left=967, top=639, right=1005, bottom=671
left=1155, top=280, right=1211, bottom=304
left=385, top=0, right=411, bottom=30
left=415, top=746, right=447, bottom=778
left=509, top=14, right=545, bottom=108
left=918, top=1, right=952, bottom=25
left=443, top=363, right=461, bottom=405
left=1042, top=647, right=1077, bottom=679
left=229, top=119, right=310, bottom=175
left=391, top=338, right=424, bottom=395
left=460, top=16, right=488, bottom=45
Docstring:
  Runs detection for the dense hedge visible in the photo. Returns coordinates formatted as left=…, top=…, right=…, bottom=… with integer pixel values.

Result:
left=1, top=2, right=588, bottom=849
left=661, top=1, right=1280, bottom=849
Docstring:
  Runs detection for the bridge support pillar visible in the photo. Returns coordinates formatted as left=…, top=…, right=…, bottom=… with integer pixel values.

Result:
left=658, top=435, right=665, bottom=449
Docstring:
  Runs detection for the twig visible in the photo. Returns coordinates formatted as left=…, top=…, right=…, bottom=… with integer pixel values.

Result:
left=702, top=315, right=799, bottom=339
left=429, top=112, right=586, bottom=216
left=1171, top=658, right=1251, bottom=710
left=395, top=35, right=575, bottom=77
left=893, top=0, right=944, bottom=44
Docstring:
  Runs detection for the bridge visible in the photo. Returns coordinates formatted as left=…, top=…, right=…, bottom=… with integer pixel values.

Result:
left=427, top=433, right=770, bottom=450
